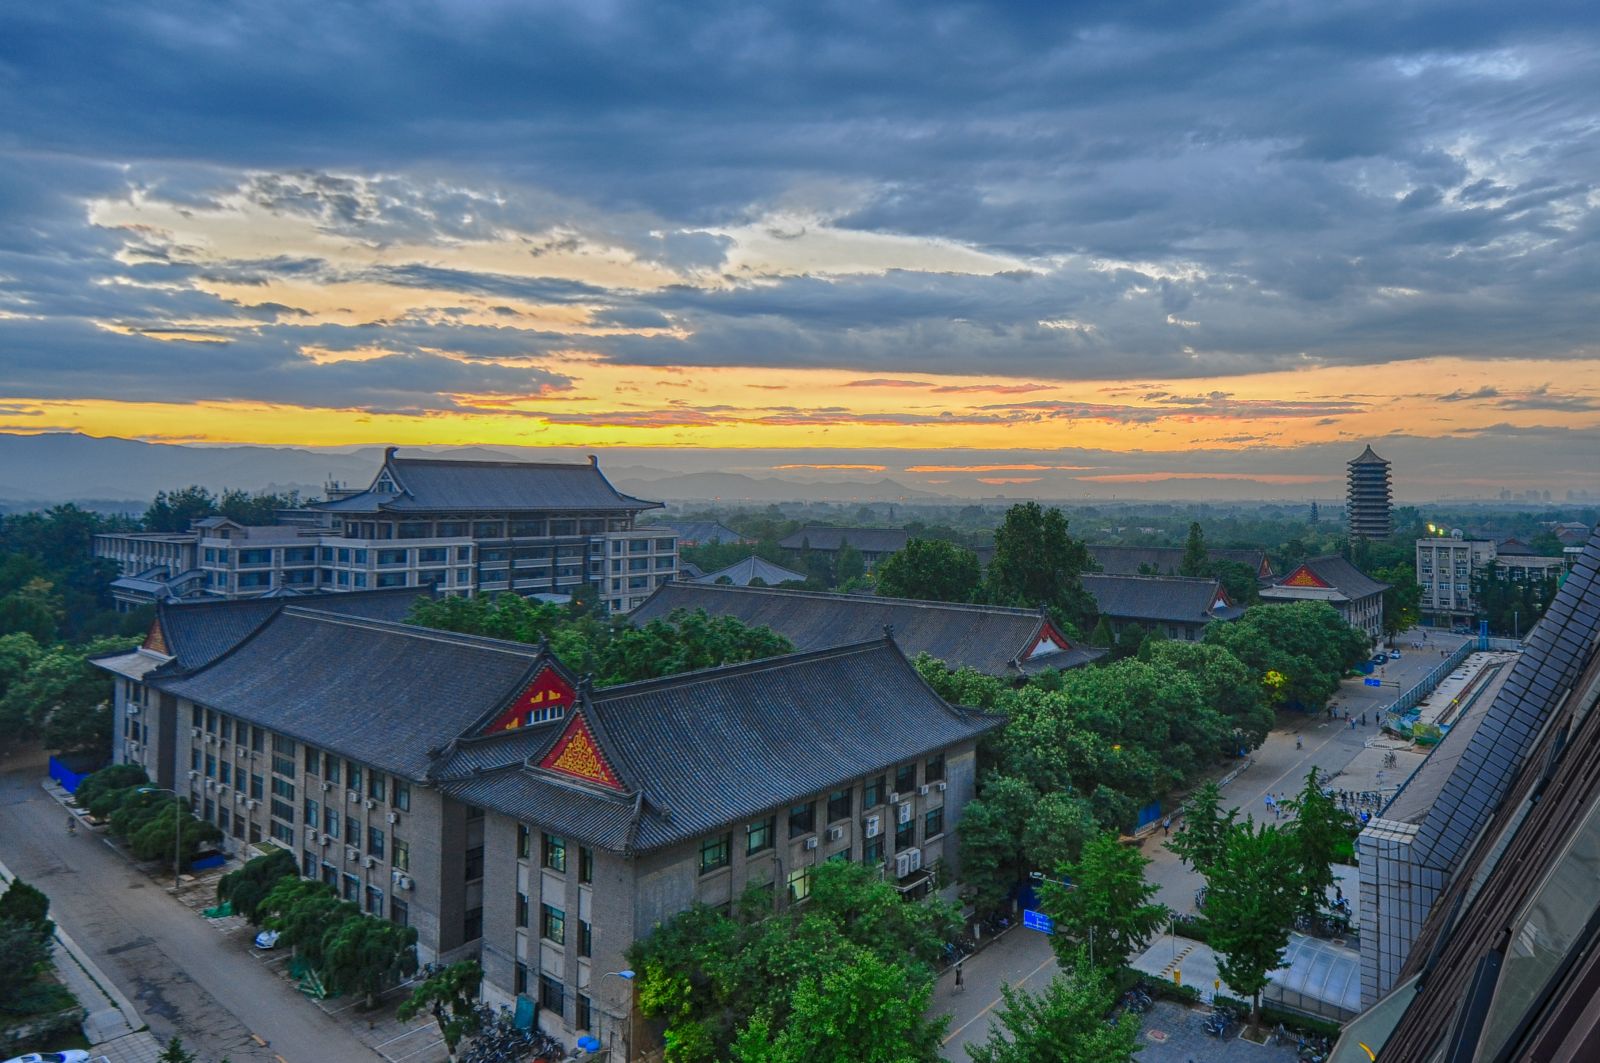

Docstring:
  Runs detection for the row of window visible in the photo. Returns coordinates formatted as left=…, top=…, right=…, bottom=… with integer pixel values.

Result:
left=517, top=827, right=596, bottom=882
left=339, top=518, right=630, bottom=539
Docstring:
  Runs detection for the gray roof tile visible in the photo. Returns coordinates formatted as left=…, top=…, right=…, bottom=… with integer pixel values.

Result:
left=1082, top=573, right=1233, bottom=625
left=317, top=452, right=660, bottom=514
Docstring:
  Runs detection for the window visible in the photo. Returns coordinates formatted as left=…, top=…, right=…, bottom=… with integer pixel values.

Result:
left=324, top=754, right=340, bottom=785
left=205, top=708, right=217, bottom=733
left=516, top=892, right=529, bottom=928
left=578, top=846, right=593, bottom=884
left=578, top=919, right=592, bottom=958
left=393, top=838, right=409, bottom=871
left=341, top=873, right=360, bottom=902
left=347, top=762, right=362, bottom=791
left=365, top=885, right=384, bottom=915
left=219, top=762, right=231, bottom=787
left=204, top=753, right=216, bottom=777
left=270, top=820, right=294, bottom=845
left=864, top=775, right=885, bottom=809
left=368, top=825, right=385, bottom=859
left=464, top=906, right=483, bottom=941
left=895, top=817, right=916, bottom=853
left=220, top=717, right=232, bottom=742
left=576, top=993, right=592, bottom=1032
left=250, top=773, right=264, bottom=800
left=786, top=867, right=813, bottom=904
left=539, top=975, right=564, bottom=1017
left=895, top=763, right=917, bottom=795
left=925, top=753, right=945, bottom=784
left=269, top=797, right=295, bottom=824
left=747, top=816, right=775, bottom=855
left=541, top=904, right=566, bottom=945
left=249, top=822, right=262, bottom=844
left=391, top=897, right=409, bottom=927
left=271, top=777, right=295, bottom=801
left=271, top=752, right=295, bottom=778
left=323, top=806, right=339, bottom=838
left=303, top=850, right=317, bottom=877
left=514, top=961, right=528, bottom=996
left=699, top=833, right=732, bottom=875
left=924, top=806, right=945, bottom=838
left=863, top=836, right=885, bottom=866
left=827, top=788, right=852, bottom=822
left=305, top=797, right=319, bottom=830
left=465, top=846, right=484, bottom=881
left=517, top=824, right=531, bottom=860
left=367, top=772, right=385, bottom=802
left=788, top=801, right=816, bottom=839
left=542, top=833, right=567, bottom=872
left=192, top=704, right=203, bottom=727
left=304, top=745, right=319, bottom=773
left=251, top=726, right=264, bottom=754
left=191, top=748, right=201, bottom=772
left=347, top=814, right=360, bottom=847
left=393, top=780, right=410, bottom=812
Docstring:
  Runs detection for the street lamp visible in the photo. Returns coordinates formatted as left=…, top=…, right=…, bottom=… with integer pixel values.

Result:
left=600, top=970, right=635, bottom=1062
left=136, top=786, right=185, bottom=891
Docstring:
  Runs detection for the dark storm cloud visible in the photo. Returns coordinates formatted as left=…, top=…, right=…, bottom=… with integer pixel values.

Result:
left=0, top=0, right=1597, bottom=401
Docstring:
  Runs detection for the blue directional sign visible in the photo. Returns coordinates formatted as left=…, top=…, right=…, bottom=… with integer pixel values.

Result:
left=1364, top=677, right=1383, bottom=687
left=1023, top=909, right=1055, bottom=934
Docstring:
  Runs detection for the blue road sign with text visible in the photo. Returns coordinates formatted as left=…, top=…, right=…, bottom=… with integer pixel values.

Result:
left=1023, top=909, right=1055, bottom=934
left=1364, top=677, right=1382, bottom=687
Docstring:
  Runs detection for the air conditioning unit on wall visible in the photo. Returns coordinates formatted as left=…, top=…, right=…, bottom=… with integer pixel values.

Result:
left=864, top=815, right=881, bottom=838
left=803, top=837, right=818, bottom=851
left=897, top=802, right=913, bottom=825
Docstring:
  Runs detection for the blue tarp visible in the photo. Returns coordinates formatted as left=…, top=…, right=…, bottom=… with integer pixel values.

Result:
left=48, top=754, right=104, bottom=794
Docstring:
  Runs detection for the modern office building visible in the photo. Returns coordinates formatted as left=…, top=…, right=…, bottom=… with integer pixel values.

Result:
left=629, top=582, right=1103, bottom=678
left=1416, top=533, right=1566, bottom=628
left=94, top=450, right=675, bottom=615
left=1335, top=534, right=1600, bottom=1061
left=1346, top=445, right=1394, bottom=541
left=1259, top=556, right=1388, bottom=641
left=92, top=593, right=1001, bottom=1060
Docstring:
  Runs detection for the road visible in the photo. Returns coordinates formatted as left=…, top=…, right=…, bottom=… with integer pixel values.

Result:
left=0, top=748, right=380, bottom=1063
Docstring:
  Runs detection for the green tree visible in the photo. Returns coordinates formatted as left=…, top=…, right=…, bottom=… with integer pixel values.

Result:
left=1144, top=640, right=1273, bottom=750
left=72, top=763, right=149, bottom=816
left=1375, top=563, right=1422, bottom=643
left=731, top=945, right=942, bottom=1063
left=0, top=878, right=52, bottom=932
left=1180, top=521, right=1208, bottom=577
left=964, top=956, right=1139, bottom=1063
left=143, top=486, right=220, bottom=532
left=0, top=575, right=63, bottom=643
left=875, top=539, right=982, bottom=602
left=260, top=878, right=359, bottom=971
left=0, top=635, right=136, bottom=758
left=217, top=848, right=298, bottom=923
left=0, top=919, right=54, bottom=1006
left=1204, top=601, right=1368, bottom=709
left=1285, top=767, right=1347, bottom=919
left=833, top=543, right=866, bottom=587
left=398, top=960, right=485, bottom=1057
left=1111, top=622, right=1147, bottom=661
left=1166, top=781, right=1236, bottom=878
left=157, top=1035, right=198, bottom=1063
left=322, top=915, right=420, bottom=1009
left=985, top=503, right=1096, bottom=634
left=1040, top=832, right=1166, bottom=970
left=957, top=776, right=1097, bottom=915
left=1204, top=819, right=1299, bottom=1029
left=1087, top=618, right=1112, bottom=649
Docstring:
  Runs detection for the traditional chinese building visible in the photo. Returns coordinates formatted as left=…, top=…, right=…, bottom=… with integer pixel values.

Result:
left=1080, top=573, right=1243, bottom=642
left=1259, top=555, right=1389, bottom=640
left=92, top=592, right=1000, bottom=1059
left=629, top=581, right=1104, bottom=677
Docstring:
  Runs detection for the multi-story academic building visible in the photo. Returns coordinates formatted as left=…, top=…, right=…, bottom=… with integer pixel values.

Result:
left=94, top=450, right=675, bottom=616
left=1416, top=533, right=1566, bottom=628
left=92, top=591, right=1000, bottom=1059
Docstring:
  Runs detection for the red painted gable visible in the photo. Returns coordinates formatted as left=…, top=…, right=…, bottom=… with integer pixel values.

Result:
left=537, top=712, right=626, bottom=791
left=481, top=665, right=576, bottom=734
left=1280, top=564, right=1331, bottom=589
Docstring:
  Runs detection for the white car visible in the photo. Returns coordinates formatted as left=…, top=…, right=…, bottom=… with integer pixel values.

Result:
left=4, top=1052, right=91, bottom=1063
left=1388, top=650, right=1402, bottom=660
left=254, top=929, right=281, bottom=949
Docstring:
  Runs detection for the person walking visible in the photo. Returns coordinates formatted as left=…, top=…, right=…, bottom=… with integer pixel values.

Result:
left=1162, top=816, right=1172, bottom=836
left=955, top=963, right=965, bottom=991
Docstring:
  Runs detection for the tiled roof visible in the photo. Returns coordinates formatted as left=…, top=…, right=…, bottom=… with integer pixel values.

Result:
left=1381, top=535, right=1600, bottom=1060
left=654, top=521, right=746, bottom=544
left=629, top=582, right=1100, bottom=676
left=1087, top=545, right=1271, bottom=577
left=315, top=451, right=660, bottom=514
left=1082, top=573, right=1231, bottom=625
left=1288, top=555, right=1389, bottom=599
left=441, top=641, right=1003, bottom=852
left=777, top=526, right=913, bottom=553
left=1349, top=444, right=1389, bottom=465
left=155, top=609, right=547, bottom=780
left=691, top=556, right=807, bottom=586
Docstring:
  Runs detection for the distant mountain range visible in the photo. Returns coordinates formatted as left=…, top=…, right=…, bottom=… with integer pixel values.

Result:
left=0, top=433, right=938, bottom=507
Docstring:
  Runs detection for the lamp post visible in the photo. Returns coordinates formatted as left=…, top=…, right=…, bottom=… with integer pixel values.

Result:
left=136, top=786, right=184, bottom=890
left=600, top=969, right=635, bottom=1062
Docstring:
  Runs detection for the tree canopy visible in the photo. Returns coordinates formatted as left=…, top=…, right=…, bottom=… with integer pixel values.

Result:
left=875, top=538, right=981, bottom=602
left=1204, top=601, right=1368, bottom=709
left=963, top=955, right=1140, bottom=1063
left=1203, top=819, right=1299, bottom=1027
left=984, top=503, right=1096, bottom=635
left=1040, top=832, right=1166, bottom=971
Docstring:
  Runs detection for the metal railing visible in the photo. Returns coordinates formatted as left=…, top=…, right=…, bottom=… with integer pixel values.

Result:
left=1383, top=642, right=1477, bottom=739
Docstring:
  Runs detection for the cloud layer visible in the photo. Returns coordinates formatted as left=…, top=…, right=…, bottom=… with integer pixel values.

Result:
left=0, top=0, right=1597, bottom=492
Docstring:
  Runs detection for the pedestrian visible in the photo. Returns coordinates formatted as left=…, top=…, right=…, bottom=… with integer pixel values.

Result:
left=1350, top=717, right=1357, bottom=730
left=1335, top=884, right=1343, bottom=902
left=1162, top=816, right=1172, bottom=836
left=955, top=963, right=965, bottom=991
left=1296, top=736, right=1303, bottom=750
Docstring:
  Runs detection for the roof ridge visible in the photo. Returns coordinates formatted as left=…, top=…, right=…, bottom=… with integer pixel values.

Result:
left=393, top=456, right=600, bottom=471
left=592, top=639, right=892, bottom=698
left=281, top=608, right=548, bottom=656
left=1083, top=572, right=1220, bottom=584
left=654, top=581, right=1045, bottom=617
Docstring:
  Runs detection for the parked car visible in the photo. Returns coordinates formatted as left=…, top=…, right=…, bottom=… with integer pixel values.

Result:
left=254, top=929, right=280, bottom=950
left=4, top=1052, right=92, bottom=1063
left=1389, top=650, right=1402, bottom=660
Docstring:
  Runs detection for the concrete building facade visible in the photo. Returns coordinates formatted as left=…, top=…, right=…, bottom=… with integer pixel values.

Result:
left=1416, top=533, right=1567, bottom=628
left=1259, top=556, right=1389, bottom=641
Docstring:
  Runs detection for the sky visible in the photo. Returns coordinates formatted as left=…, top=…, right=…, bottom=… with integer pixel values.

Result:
left=1, top=0, right=1597, bottom=499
